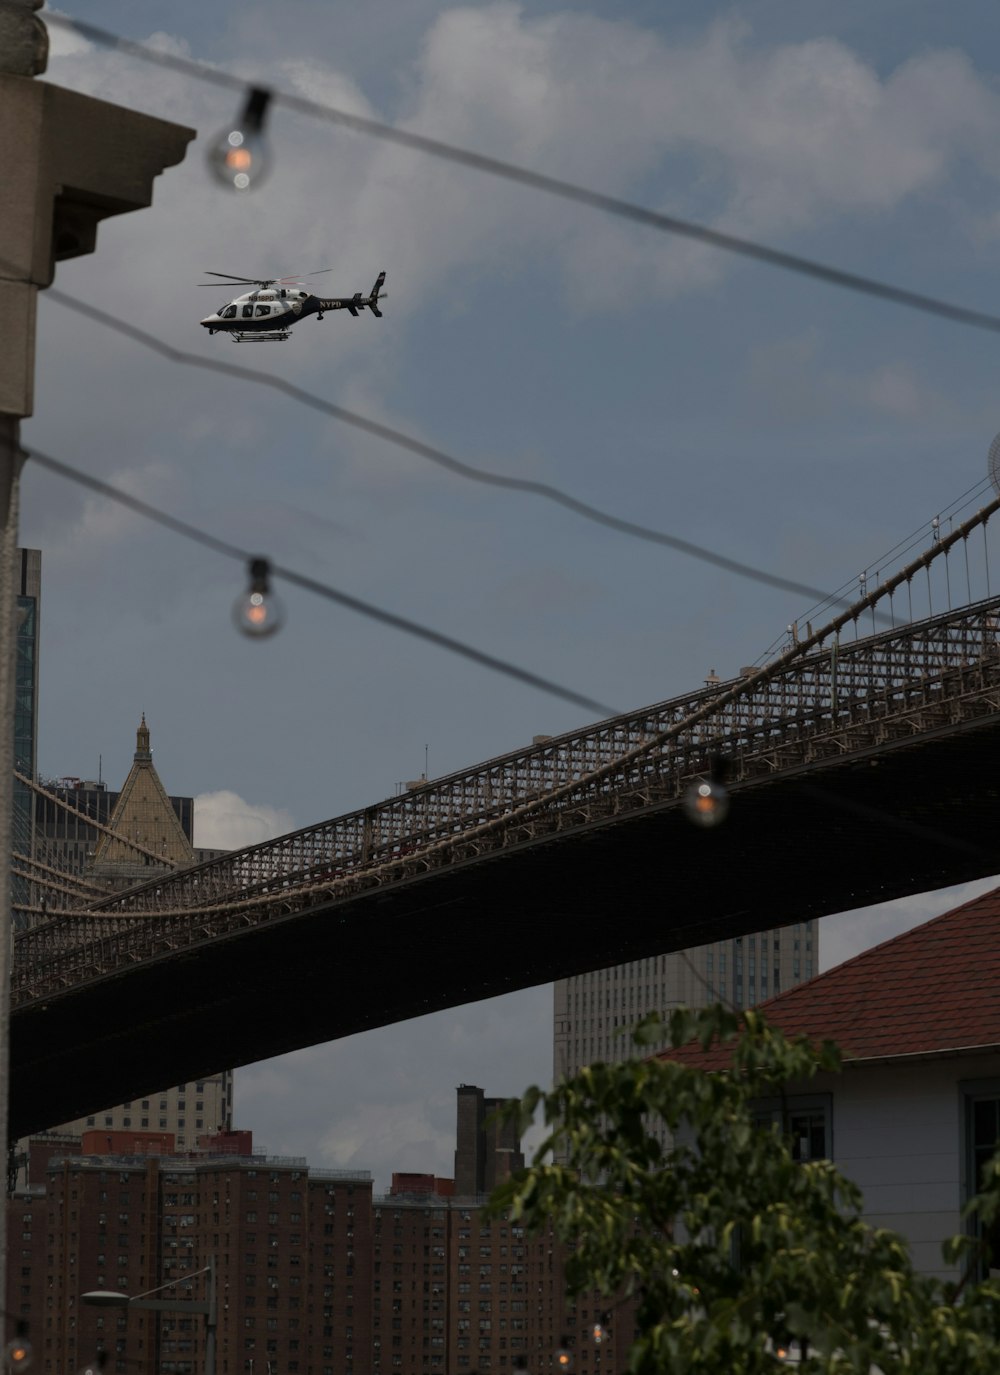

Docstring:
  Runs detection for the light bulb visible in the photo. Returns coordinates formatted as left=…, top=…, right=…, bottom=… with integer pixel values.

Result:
left=234, top=557, right=285, bottom=638
left=5, top=1333, right=32, bottom=1372
left=591, top=1323, right=604, bottom=1345
left=682, top=778, right=729, bottom=828
left=208, top=88, right=272, bottom=191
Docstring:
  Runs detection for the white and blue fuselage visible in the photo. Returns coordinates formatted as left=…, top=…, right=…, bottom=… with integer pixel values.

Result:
left=201, top=272, right=386, bottom=339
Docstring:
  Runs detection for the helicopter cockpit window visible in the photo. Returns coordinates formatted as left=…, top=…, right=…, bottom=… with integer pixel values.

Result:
left=242, top=304, right=254, bottom=318
left=221, top=305, right=237, bottom=319
left=255, top=305, right=272, bottom=317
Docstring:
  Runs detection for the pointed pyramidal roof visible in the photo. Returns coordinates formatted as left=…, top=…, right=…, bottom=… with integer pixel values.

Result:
left=89, top=715, right=194, bottom=878
left=663, top=884, right=1000, bottom=1071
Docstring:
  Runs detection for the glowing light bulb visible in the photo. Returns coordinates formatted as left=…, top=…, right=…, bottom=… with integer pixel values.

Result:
left=208, top=88, right=272, bottom=191
left=683, top=778, right=730, bottom=828
left=234, top=557, right=285, bottom=638
left=591, top=1323, right=604, bottom=1345
left=555, top=1339, right=573, bottom=1370
left=5, top=1331, right=32, bottom=1372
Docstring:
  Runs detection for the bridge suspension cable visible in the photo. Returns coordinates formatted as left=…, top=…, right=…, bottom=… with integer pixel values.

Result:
left=15, top=770, right=177, bottom=867
left=15, top=491, right=1000, bottom=955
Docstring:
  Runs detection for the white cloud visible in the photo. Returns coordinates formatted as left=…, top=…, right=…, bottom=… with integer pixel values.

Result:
left=45, top=8, right=93, bottom=59
left=39, top=6, right=1000, bottom=328
left=275, top=57, right=374, bottom=117
left=348, top=8, right=1000, bottom=310
left=194, top=790, right=295, bottom=849
left=35, top=459, right=183, bottom=565
left=863, top=364, right=936, bottom=419
left=235, top=984, right=552, bottom=1191
left=319, top=1100, right=444, bottom=1174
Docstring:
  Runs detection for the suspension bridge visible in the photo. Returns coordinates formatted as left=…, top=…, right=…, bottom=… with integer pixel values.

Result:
left=9, top=494, right=1000, bottom=1138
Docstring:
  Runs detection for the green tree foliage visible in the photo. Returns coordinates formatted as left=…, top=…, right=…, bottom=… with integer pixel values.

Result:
left=492, top=1006, right=1000, bottom=1373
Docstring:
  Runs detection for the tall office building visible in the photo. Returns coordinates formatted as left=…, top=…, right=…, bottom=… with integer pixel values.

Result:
left=31, top=718, right=225, bottom=885
left=49, top=1072, right=234, bottom=1157
left=553, top=923, right=818, bottom=1083
left=23, top=718, right=233, bottom=1151
left=454, top=1084, right=525, bottom=1196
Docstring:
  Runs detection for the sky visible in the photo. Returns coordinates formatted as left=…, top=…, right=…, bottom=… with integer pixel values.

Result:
left=16, top=1, right=1000, bottom=1189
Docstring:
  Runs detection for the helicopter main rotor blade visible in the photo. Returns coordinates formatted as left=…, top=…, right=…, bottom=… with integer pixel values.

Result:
left=276, top=269, right=333, bottom=282
left=202, top=271, right=272, bottom=283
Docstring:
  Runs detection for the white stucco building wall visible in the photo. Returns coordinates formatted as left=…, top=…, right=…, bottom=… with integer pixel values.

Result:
left=788, top=1049, right=1000, bottom=1280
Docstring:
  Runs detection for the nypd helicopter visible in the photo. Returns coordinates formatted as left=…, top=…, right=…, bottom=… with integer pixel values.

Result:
left=200, top=268, right=386, bottom=341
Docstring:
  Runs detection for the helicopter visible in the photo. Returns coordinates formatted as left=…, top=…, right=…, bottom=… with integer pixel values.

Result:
left=199, top=268, right=386, bottom=341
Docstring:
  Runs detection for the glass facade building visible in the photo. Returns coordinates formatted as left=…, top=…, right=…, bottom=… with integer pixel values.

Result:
left=12, top=548, right=40, bottom=924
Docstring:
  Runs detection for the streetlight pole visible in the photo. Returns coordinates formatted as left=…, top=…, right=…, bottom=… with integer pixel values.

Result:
left=82, top=1256, right=216, bottom=1375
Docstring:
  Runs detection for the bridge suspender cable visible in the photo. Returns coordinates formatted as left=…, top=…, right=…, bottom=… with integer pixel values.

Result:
left=375, top=491, right=1000, bottom=867
left=21, top=493, right=1000, bottom=933
left=15, top=769, right=173, bottom=866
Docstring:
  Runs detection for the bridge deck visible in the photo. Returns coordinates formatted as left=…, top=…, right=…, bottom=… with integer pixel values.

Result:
left=11, top=596, right=1000, bottom=1138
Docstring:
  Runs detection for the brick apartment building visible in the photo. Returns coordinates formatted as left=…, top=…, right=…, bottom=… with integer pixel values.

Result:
left=7, top=1094, right=634, bottom=1375
left=8, top=1131, right=371, bottom=1375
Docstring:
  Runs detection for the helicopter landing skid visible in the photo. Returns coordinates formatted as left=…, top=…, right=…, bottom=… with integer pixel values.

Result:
left=231, top=330, right=291, bottom=342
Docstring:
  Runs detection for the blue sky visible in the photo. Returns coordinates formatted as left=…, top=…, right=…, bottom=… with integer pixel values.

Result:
left=19, top=2, right=1000, bottom=1184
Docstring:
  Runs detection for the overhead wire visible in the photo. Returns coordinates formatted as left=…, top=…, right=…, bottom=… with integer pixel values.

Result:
left=23, top=446, right=618, bottom=719
left=42, top=284, right=883, bottom=612
left=44, top=11, right=1000, bottom=339
left=19, top=449, right=1000, bottom=928
left=13, top=11, right=1000, bottom=994
left=30, top=25, right=1000, bottom=778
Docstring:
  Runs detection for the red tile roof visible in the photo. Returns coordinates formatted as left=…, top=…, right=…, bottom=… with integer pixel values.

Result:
left=662, top=884, right=1000, bottom=1072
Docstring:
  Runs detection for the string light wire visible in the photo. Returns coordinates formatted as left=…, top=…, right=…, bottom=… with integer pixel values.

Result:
left=23, top=446, right=617, bottom=719
left=43, top=11, right=1000, bottom=339
left=42, top=285, right=882, bottom=613
left=9, top=11, right=998, bottom=1034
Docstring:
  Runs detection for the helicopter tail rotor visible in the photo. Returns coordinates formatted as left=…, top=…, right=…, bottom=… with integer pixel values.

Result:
left=367, top=270, right=387, bottom=317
